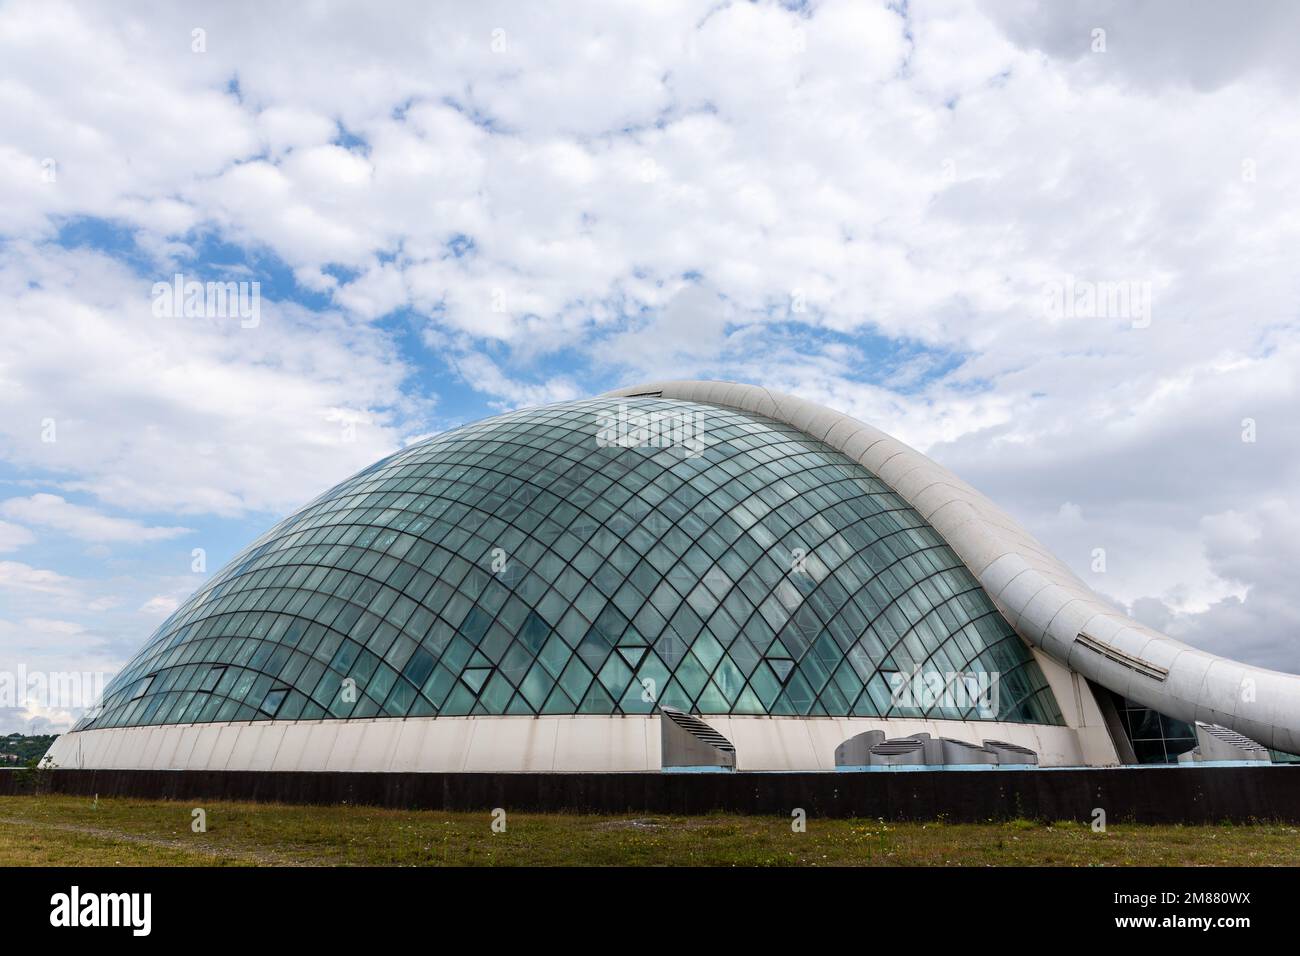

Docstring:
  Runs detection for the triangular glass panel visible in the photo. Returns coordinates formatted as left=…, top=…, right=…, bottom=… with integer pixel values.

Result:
left=617, top=646, right=647, bottom=669
left=768, top=658, right=794, bottom=682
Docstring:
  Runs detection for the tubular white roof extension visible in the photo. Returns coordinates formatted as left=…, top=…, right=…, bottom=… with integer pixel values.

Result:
left=603, top=380, right=1300, bottom=755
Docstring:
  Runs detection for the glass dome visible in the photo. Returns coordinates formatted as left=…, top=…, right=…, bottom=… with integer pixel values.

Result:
left=78, top=397, right=1062, bottom=731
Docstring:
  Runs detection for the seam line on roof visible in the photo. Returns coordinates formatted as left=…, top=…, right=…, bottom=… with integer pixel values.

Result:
left=1012, top=579, right=1057, bottom=630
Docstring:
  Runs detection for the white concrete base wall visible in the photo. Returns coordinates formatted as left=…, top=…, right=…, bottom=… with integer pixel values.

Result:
left=46, top=715, right=1090, bottom=773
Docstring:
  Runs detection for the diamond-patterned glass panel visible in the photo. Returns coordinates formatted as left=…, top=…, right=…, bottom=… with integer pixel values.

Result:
left=77, top=398, right=1063, bottom=730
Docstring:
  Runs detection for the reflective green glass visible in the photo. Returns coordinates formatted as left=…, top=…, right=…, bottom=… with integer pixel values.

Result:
left=79, top=398, right=1063, bottom=730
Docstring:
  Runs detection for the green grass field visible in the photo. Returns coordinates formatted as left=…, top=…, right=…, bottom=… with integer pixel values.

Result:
left=2, top=795, right=1299, bottom=866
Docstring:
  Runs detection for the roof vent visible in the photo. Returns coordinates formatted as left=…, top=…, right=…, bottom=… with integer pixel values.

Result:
left=867, top=733, right=933, bottom=766
left=660, top=706, right=736, bottom=770
left=835, top=730, right=886, bottom=767
left=852, top=733, right=1034, bottom=768
left=1178, top=722, right=1271, bottom=763
left=940, top=738, right=998, bottom=765
left=982, top=739, right=1039, bottom=766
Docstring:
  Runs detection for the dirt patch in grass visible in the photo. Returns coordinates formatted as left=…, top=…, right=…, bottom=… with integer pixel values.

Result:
left=592, top=817, right=668, bottom=831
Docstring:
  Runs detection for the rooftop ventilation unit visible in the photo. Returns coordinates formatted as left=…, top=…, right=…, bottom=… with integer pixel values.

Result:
left=835, top=730, right=886, bottom=767
left=1178, top=722, right=1271, bottom=764
left=867, top=733, right=934, bottom=766
left=982, top=740, right=1039, bottom=766
left=940, top=738, right=998, bottom=765
left=660, top=707, right=736, bottom=770
left=852, top=733, right=1035, bottom=768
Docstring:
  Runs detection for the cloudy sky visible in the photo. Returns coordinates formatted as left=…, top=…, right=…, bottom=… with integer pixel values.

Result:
left=2, top=0, right=1298, bottom=733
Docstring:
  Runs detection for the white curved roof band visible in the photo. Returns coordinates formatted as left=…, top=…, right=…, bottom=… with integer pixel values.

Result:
left=603, top=380, right=1300, bottom=755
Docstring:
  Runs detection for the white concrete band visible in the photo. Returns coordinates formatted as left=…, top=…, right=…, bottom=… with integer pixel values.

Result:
left=603, top=380, right=1300, bottom=754
left=47, top=714, right=1092, bottom=773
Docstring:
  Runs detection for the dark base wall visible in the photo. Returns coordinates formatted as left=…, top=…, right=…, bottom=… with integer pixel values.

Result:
left=5, top=766, right=1300, bottom=822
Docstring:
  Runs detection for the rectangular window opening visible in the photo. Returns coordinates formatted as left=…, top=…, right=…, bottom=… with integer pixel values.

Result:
left=130, top=674, right=156, bottom=700
left=259, top=687, right=289, bottom=717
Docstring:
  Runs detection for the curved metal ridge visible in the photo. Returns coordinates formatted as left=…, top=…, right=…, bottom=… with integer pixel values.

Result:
left=602, top=380, right=1300, bottom=755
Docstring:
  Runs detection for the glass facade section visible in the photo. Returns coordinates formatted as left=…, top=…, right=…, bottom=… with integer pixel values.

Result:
left=1114, top=696, right=1197, bottom=763
left=77, top=398, right=1063, bottom=730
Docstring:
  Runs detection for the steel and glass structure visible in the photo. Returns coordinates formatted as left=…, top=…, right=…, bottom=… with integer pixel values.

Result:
left=47, top=381, right=1300, bottom=773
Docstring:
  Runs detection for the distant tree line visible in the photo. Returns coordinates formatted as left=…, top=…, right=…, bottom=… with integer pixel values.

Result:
left=0, top=733, right=59, bottom=764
